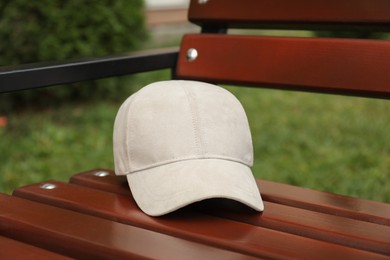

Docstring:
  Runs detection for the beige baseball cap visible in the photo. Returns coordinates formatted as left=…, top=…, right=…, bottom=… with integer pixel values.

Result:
left=113, top=80, right=264, bottom=216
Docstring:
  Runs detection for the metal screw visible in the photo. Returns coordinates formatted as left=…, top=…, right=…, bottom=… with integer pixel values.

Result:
left=186, top=48, right=198, bottom=62
left=198, top=0, right=209, bottom=4
left=94, top=171, right=110, bottom=177
left=40, top=183, right=57, bottom=190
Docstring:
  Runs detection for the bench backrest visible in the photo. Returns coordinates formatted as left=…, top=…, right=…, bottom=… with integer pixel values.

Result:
left=1, top=0, right=389, bottom=99
left=176, top=0, right=390, bottom=99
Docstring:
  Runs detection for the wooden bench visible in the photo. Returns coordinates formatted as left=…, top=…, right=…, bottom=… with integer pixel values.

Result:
left=1, top=0, right=389, bottom=258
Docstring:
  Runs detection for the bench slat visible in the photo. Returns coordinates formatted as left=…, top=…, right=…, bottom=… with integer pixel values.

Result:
left=197, top=202, right=390, bottom=256
left=259, top=179, right=390, bottom=226
left=0, top=194, right=251, bottom=259
left=70, top=169, right=390, bottom=226
left=67, top=172, right=390, bottom=255
left=189, top=0, right=390, bottom=30
left=0, top=236, right=71, bottom=260
left=13, top=180, right=390, bottom=258
left=177, top=34, right=390, bottom=98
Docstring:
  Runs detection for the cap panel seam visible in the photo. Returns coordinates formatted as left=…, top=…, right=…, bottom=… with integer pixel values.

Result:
left=124, top=90, right=143, bottom=173
left=182, top=84, right=203, bottom=157
left=218, top=86, right=254, bottom=166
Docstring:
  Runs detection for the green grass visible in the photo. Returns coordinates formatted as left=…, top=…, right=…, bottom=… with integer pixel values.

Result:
left=0, top=71, right=169, bottom=194
left=1, top=71, right=389, bottom=203
left=227, top=86, right=390, bottom=203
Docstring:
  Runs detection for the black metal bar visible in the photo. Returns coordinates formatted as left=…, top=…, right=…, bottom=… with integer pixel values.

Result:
left=0, top=48, right=179, bottom=93
left=201, top=25, right=227, bottom=34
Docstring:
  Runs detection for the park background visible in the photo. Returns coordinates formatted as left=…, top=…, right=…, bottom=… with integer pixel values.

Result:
left=0, top=1, right=389, bottom=203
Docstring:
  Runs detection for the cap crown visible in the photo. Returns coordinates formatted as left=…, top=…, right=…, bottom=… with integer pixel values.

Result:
left=114, top=81, right=253, bottom=175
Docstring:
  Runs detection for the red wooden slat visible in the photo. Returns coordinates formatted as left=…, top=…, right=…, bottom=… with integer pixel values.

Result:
left=70, top=169, right=130, bottom=196
left=0, top=194, right=251, bottom=259
left=14, top=180, right=390, bottom=258
left=259, top=179, right=390, bottom=226
left=0, top=236, right=71, bottom=260
left=68, top=173, right=390, bottom=255
left=70, top=169, right=390, bottom=226
left=189, top=0, right=390, bottom=30
left=176, top=34, right=390, bottom=98
left=197, top=201, right=390, bottom=256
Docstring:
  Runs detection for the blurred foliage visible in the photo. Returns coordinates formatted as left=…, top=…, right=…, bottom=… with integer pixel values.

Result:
left=0, top=0, right=148, bottom=111
left=315, top=30, right=389, bottom=39
left=226, top=87, right=390, bottom=203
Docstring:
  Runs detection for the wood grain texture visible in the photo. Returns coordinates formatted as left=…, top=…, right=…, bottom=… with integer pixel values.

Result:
left=189, top=0, right=390, bottom=30
left=0, top=236, right=71, bottom=260
left=70, top=169, right=390, bottom=225
left=176, top=34, right=390, bottom=98
left=12, top=171, right=390, bottom=257
left=0, top=194, right=249, bottom=259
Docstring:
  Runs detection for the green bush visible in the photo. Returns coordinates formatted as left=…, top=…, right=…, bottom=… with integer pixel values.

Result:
left=0, top=0, right=148, bottom=110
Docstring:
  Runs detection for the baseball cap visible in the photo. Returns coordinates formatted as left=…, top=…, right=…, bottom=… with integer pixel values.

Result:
left=113, top=80, right=264, bottom=216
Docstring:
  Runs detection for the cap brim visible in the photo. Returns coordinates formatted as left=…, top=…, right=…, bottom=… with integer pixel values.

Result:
left=126, top=159, right=264, bottom=216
